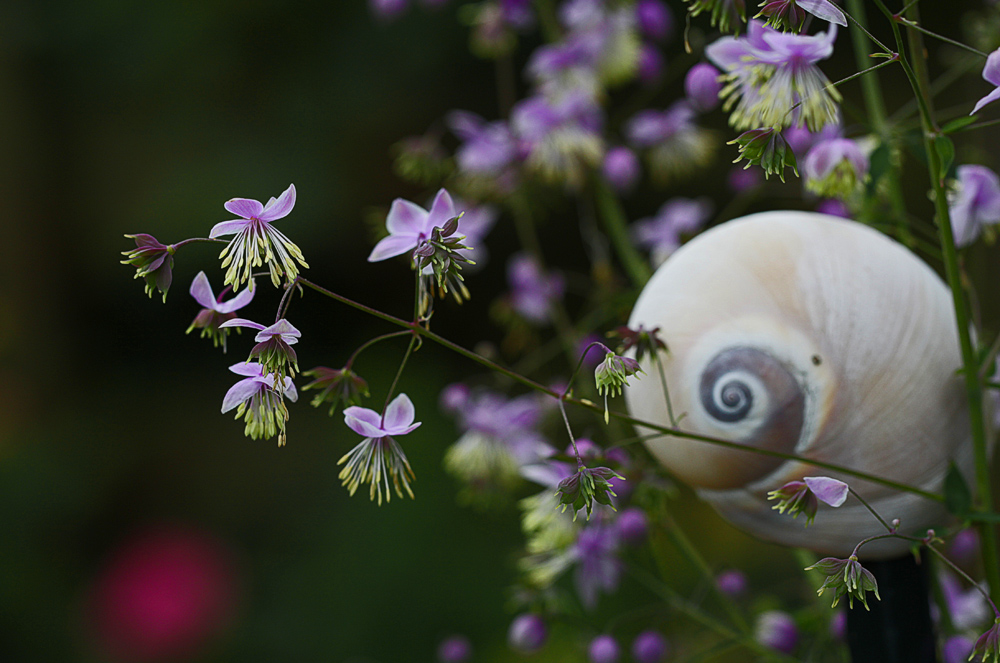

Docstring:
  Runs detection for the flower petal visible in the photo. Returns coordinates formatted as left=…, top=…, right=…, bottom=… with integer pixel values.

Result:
left=224, top=197, right=264, bottom=219
left=256, top=318, right=302, bottom=343
left=385, top=198, right=430, bottom=236
left=426, top=188, right=457, bottom=230
left=797, top=0, right=847, bottom=26
left=383, top=393, right=417, bottom=433
left=219, top=317, right=266, bottom=331
left=209, top=219, right=250, bottom=238
left=368, top=234, right=419, bottom=262
left=258, top=184, right=296, bottom=222
left=282, top=377, right=299, bottom=402
left=189, top=271, right=217, bottom=309
left=221, top=377, right=261, bottom=413
left=803, top=476, right=849, bottom=507
left=972, top=87, right=1000, bottom=116
left=214, top=283, right=256, bottom=314
left=229, top=361, right=266, bottom=377
left=344, top=406, right=386, bottom=438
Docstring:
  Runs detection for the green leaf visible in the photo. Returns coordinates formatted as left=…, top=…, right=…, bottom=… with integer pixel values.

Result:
left=942, top=115, right=979, bottom=134
left=944, top=462, right=972, bottom=516
left=934, top=135, right=955, bottom=180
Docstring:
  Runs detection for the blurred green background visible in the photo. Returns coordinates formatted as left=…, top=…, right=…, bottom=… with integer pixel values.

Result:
left=1, top=1, right=997, bottom=661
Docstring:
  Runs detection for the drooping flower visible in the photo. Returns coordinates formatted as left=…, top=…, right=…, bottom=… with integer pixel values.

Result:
left=806, top=555, right=881, bottom=610
left=755, top=610, right=798, bottom=653
left=729, top=127, right=799, bottom=181
left=121, top=234, right=175, bottom=302
left=631, top=197, right=713, bottom=266
left=942, top=636, right=975, bottom=663
left=684, top=0, right=747, bottom=35
left=595, top=351, right=644, bottom=422
left=368, top=188, right=459, bottom=262
left=803, top=137, right=869, bottom=199
left=766, top=479, right=817, bottom=523
left=506, top=253, right=565, bottom=324
left=631, top=630, right=670, bottom=663
left=971, top=48, right=1000, bottom=116
left=221, top=362, right=298, bottom=446
left=556, top=466, right=624, bottom=520
left=803, top=475, right=850, bottom=507
left=210, top=184, right=308, bottom=293
left=756, top=0, right=846, bottom=33
left=971, top=619, right=1000, bottom=663
left=185, top=272, right=255, bottom=352
left=588, top=634, right=622, bottom=663
left=340, top=393, right=421, bottom=504
left=685, top=63, right=723, bottom=112
left=412, top=214, right=475, bottom=312
left=948, top=165, right=1000, bottom=247
left=301, top=366, right=369, bottom=416
left=219, top=318, right=301, bottom=385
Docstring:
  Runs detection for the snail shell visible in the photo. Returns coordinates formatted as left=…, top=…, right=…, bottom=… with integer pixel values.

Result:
left=625, top=211, right=975, bottom=559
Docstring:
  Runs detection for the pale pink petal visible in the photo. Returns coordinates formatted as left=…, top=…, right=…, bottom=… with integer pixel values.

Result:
left=229, top=361, right=265, bottom=377
left=214, top=284, right=255, bottom=314
left=426, top=189, right=457, bottom=230
left=395, top=421, right=422, bottom=435
left=209, top=219, right=250, bottom=238
left=258, top=184, right=296, bottom=222
left=224, top=197, right=264, bottom=219
left=386, top=198, right=430, bottom=235
left=282, top=377, right=298, bottom=402
left=221, top=378, right=262, bottom=413
left=383, top=393, right=417, bottom=433
left=255, top=319, right=302, bottom=343
left=219, top=318, right=266, bottom=331
left=803, top=476, right=849, bottom=507
left=972, top=87, right=1000, bottom=116
left=983, top=49, right=1000, bottom=86
left=189, top=272, right=217, bottom=309
left=368, top=234, right=419, bottom=262
left=344, top=406, right=386, bottom=437
left=798, top=0, right=846, bottom=26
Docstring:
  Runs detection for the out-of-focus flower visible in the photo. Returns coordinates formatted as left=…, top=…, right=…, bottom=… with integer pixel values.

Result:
left=185, top=271, right=255, bottom=352
left=948, top=165, right=1000, bottom=247
left=784, top=121, right=842, bottom=156
left=804, top=137, right=869, bottom=199
left=511, top=92, right=605, bottom=189
left=508, top=614, right=548, bottom=653
left=829, top=609, right=847, bottom=641
left=392, top=134, right=451, bottom=185
left=631, top=630, right=669, bottom=663
left=221, top=361, right=298, bottom=445
left=971, top=48, right=1000, bottom=115
left=219, top=318, right=301, bottom=384
left=685, top=0, right=747, bottom=35
left=370, top=0, right=408, bottom=20
left=971, top=618, right=1000, bottom=663
left=806, top=555, right=880, bottom=610
left=943, top=635, right=975, bottom=663
left=589, top=634, right=621, bottom=663
left=939, top=570, right=990, bottom=631
left=616, top=506, right=648, bottom=544
left=756, top=0, right=846, bottom=32
left=638, top=43, right=664, bottom=84
left=728, top=164, right=764, bottom=192
left=755, top=611, right=798, bottom=653
left=603, top=146, right=641, bottom=192
left=730, top=127, right=798, bottom=182
left=636, top=0, right=673, bottom=41
left=450, top=198, right=498, bottom=269
left=625, top=102, right=714, bottom=182
left=301, top=366, right=369, bottom=416
left=121, top=234, right=175, bottom=302
left=448, top=110, right=519, bottom=178
left=500, top=0, right=535, bottom=30
left=574, top=521, right=622, bottom=608
left=767, top=479, right=817, bottom=523
left=816, top=198, right=850, bottom=217
left=716, top=569, right=748, bottom=598
left=506, top=253, right=565, bottom=324
left=85, top=526, right=238, bottom=663
left=369, top=188, right=459, bottom=262
left=707, top=20, right=840, bottom=132
left=340, top=393, right=421, bottom=504
left=950, top=528, right=980, bottom=567
left=632, top=197, right=713, bottom=266
left=611, top=324, right=668, bottom=363
left=437, top=634, right=472, bottom=662
left=439, top=382, right=471, bottom=413
left=685, top=63, right=723, bottom=112
left=210, top=184, right=308, bottom=292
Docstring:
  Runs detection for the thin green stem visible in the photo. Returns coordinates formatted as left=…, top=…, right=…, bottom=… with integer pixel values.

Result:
left=896, top=18, right=989, bottom=57
left=275, top=277, right=299, bottom=322
left=955, top=118, right=1000, bottom=133
left=557, top=398, right=583, bottom=469
left=843, top=8, right=892, bottom=53
left=848, top=487, right=894, bottom=533
left=592, top=175, right=652, bottom=288
left=345, top=330, right=412, bottom=369
left=653, top=352, right=678, bottom=427
left=171, top=237, right=228, bottom=249
left=381, top=334, right=418, bottom=419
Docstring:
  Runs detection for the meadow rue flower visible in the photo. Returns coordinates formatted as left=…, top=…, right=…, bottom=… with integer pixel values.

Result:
left=638, top=43, right=665, bottom=84
left=685, top=63, right=723, bottom=112
left=636, top=0, right=673, bottom=41
left=730, top=127, right=799, bottom=181
left=588, top=634, right=621, bottom=663
left=806, top=555, right=880, bottom=609
left=185, top=271, right=255, bottom=352
left=508, top=614, right=548, bottom=653
left=447, top=111, right=519, bottom=177
left=121, top=234, right=175, bottom=302
left=219, top=318, right=301, bottom=386
left=716, top=569, right=748, bottom=598
left=221, top=362, right=298, bottom=446
left=804, top=137, right=869, bottom=199
left=301, top=366, right=369, bottom=416
left=755, top=610, right=798, bottom=653
left=437, top=635, right=472, bottom=663
left=939, top=570, right=990, bottom=631
left=631, top=630, right=669, bottom=663
left=816, top=198, right=850, bottom=217
left=450, top=198, right=497, bottom=269
left=602, top=146, right=641, bottom=192
left=685, top=0, right=747, bottom=34
left=574, top=521, right=622, bottom=608
left=595, top=351, right=644, bottom=422
left=507, top=253, right=565, bottom=324
left=632, top=197, right=713, bottom=266
left=971, top=619, right=1000, bottom=663
left=971, top=48, right=1000, bottom=115
left=708, top=20, right=840, bottom=132
left=612, top=324, right=668, bottom=363
left=942, top=635, right=975, bottom=663
left=210, top=184, right=308, bottom=293
left=340, top=393, right=421, bottom=504
left=616, top=506, right=648, bottom=544
left=767, top=479, right=817, bottom=523
left=625, top=102, right=714, bottom=182
left=948, top=165, right=1000, bottom=247
left=556, top=466, right=624, bottom=520
left=728, top=163, right=765, bottom=191
left=803, top=475, right=850, bottom=506
left=829, top=609, right=847, bottom=641
left=412, top=214, right=475, bottom=311
left=756, top=0, right=846, bottom=33
left=368, top=188, right=459, bottom=262
left=511, top=92, right=605, bottom=189
left=950, top=528, right=981, bottom=566
left=500, top=0, right=534, bottom=30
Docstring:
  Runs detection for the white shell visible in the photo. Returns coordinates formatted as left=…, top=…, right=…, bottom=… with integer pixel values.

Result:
left=625, top=211, right=973, bottom=559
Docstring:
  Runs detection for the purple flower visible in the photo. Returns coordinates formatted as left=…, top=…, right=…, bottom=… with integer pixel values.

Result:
left=556, top=466, right=624, bottom=521
left=578, top=335, right=608, bottom=370
left=301, top=366, right=369, bottom=416
left=804, top=138, right=869, bottom=199
left=715, top=569, right=748, bottom=598
left=948, top=165, right=1000, bottom=247
left=340, top=393, right=421, bottom=504
left=632, top=197, right=713, bottom=266
left=210, top=184, right=308, bottom=293
left=949, top=528, right=980, bottom=567
left=625, top=102, right=714, bottom=181
left=829, top=610, right=847, bottom=641
left=635, top=0, right=673, bottom=41
left=784, top=121, right=842, bottom=156
left=728, top=163, right=764, bottom=192
left=219, top=317, right=301, bottom=384
left=499, top=0, right=535, bottom=30
left=971, top=619, right=1000, bottom=663
left=368, top=189, right=458, bottom=262
left=616, top=507, right=648, bottom=544
left=972, top=48, right=1000, bottom=115
left=685, top=63, right=723, bottom=112
left=756, top=0, right=846, bottom=32
left=939, top=570, right=990, bottom=631
left=637, top=44, right=664, bottom=84
left=631, top=630, right=669, bottom=663
left=603, top=146, right=641, bottom=192
left=816, top=198, right=850, bottom=218
left=369, top=0, right=408, bottom=20
left=221, top=362, right=298, bottom=446
left=508, top=614, right=547, bottom=653
left=447, top=111, right=519, bottom=177
left=507, top=253, right=565, bottom=324
left=588, top=634, right=621, bottom=663
left=755, top=611, right=798, bottom=653
left=121, top=234, right=175, bottom=302
left=450, top=198, right=498, bottom=270
left=803, top=476, right=849, bottom=507
left=806, top=555, right=880, bottom=610
left=185, top=271, right=255, bottom=352
left=511, top=92, right=605, bottom=189
left=573, top=522, right=622, bottom=608
left=943, top=635, right=975, bottom=663
left=437, top=635, right=472, bottom=663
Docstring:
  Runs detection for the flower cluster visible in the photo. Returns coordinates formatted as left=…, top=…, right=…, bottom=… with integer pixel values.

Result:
left=805, top=555, right=881, bottom=610
left=121, top=234, right=175, bottom=302
left=301, top=366, right=369, bottom=416
left=555, top=465, right=623, bottom=521
left=221, top=362, right=298, bottom=446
